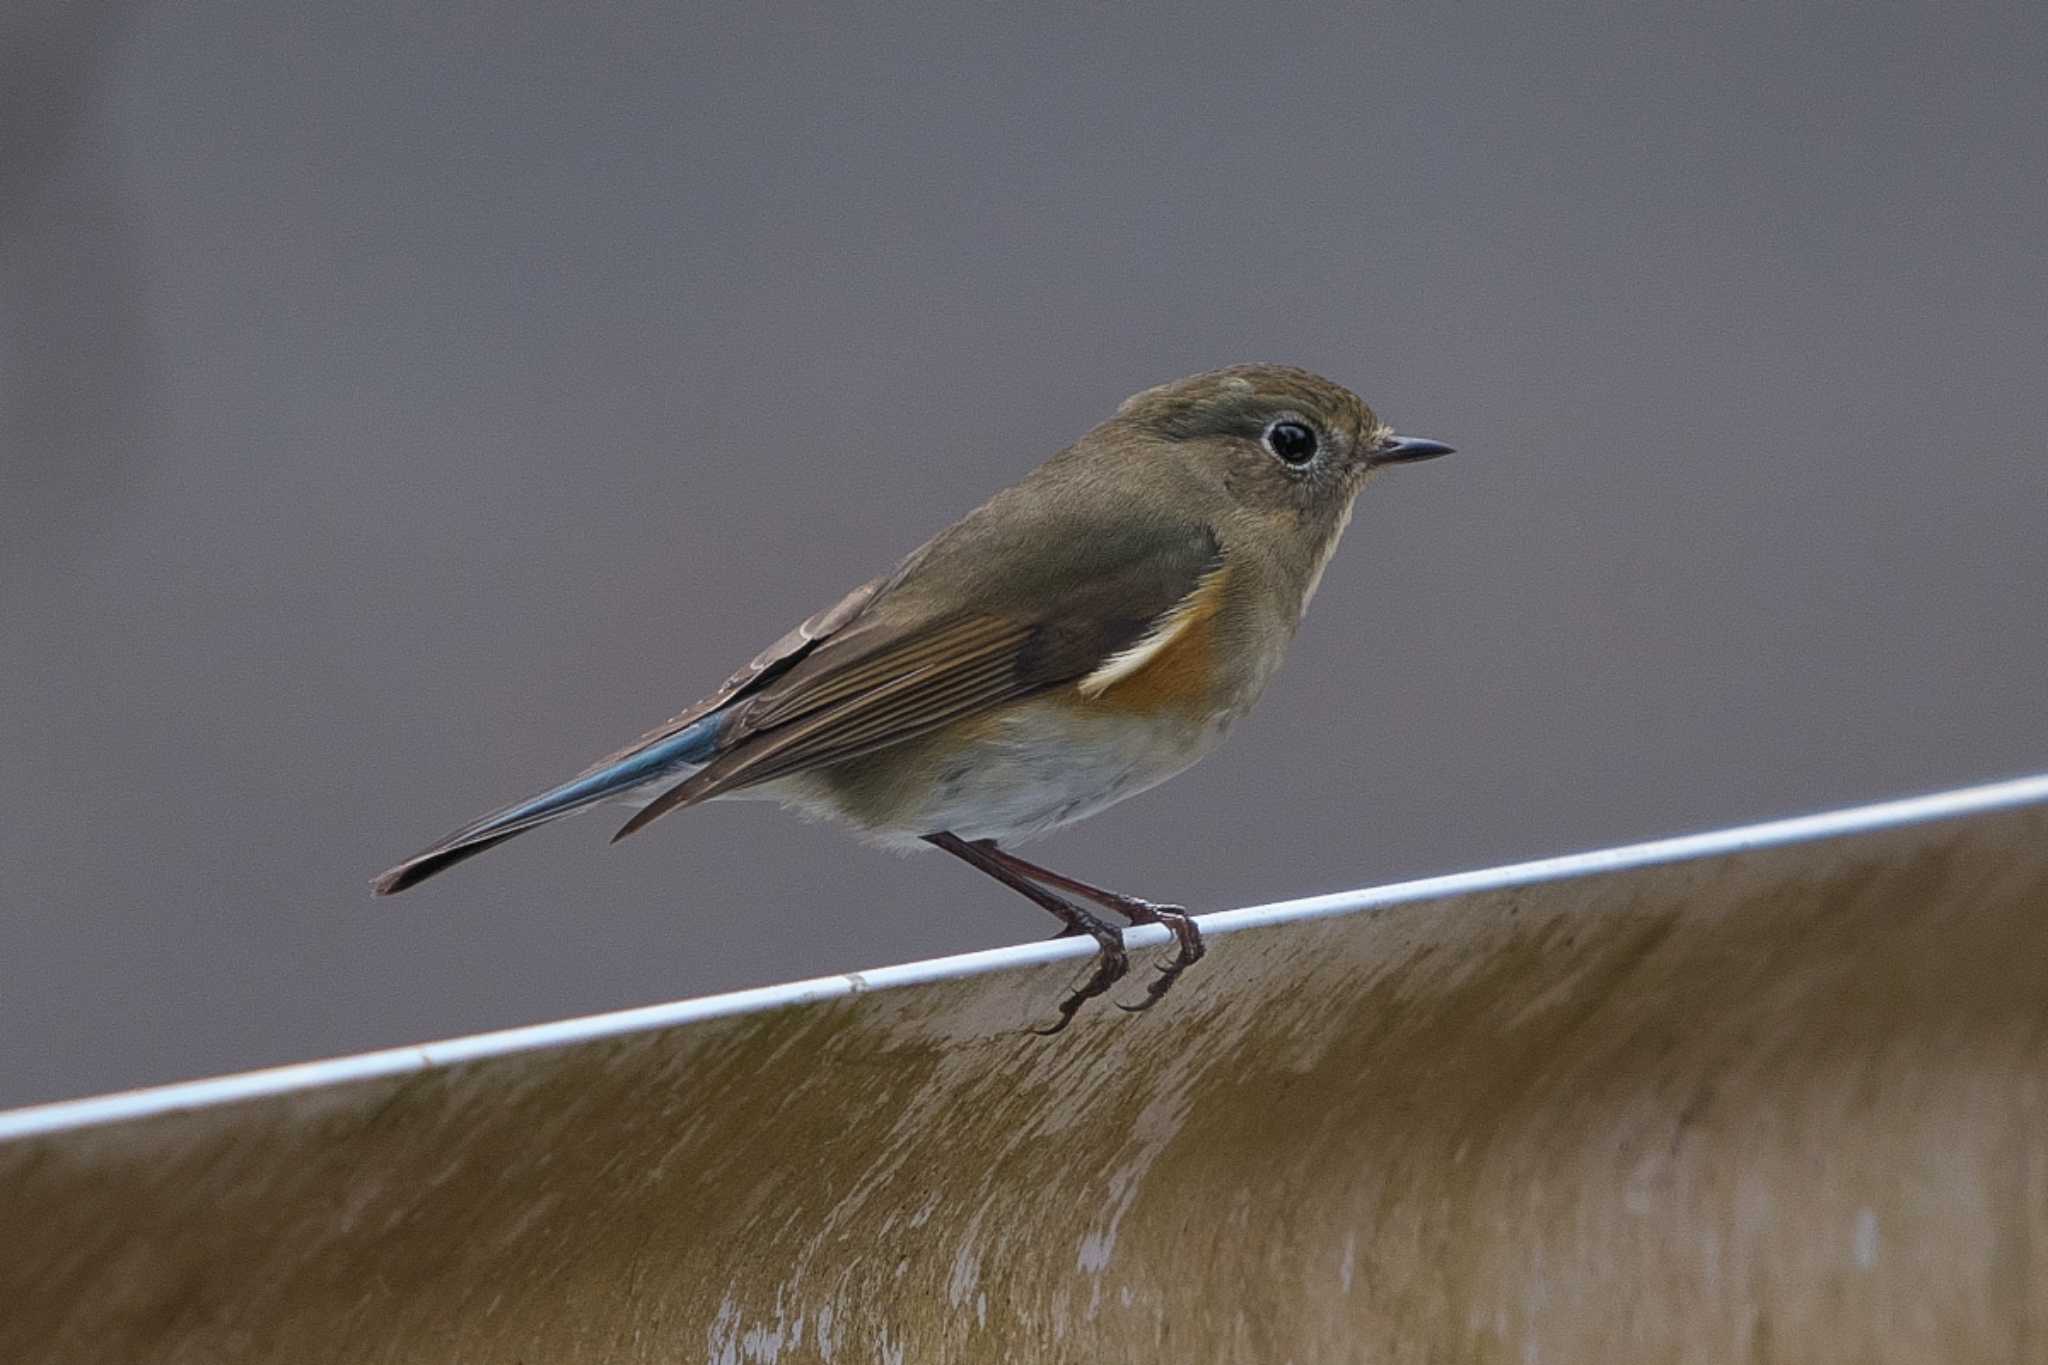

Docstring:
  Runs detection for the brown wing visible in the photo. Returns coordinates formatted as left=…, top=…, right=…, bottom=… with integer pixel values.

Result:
left=612, top=525, right=1225, bottom=839
left=588, top=574, right=885, bottom=770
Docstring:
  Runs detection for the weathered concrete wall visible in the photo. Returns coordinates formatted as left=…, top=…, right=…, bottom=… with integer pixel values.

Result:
left=5, top=786, right=2046, bottom=1363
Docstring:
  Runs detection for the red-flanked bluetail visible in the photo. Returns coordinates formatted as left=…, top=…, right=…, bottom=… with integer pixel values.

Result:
left=375, top=366, right=1454, bottom=1031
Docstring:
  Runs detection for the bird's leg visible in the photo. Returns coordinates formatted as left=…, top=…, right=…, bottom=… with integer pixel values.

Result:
left=924, top=832, right=1128, bottom=1034
left=964, top=842, right=1205, bottom=1014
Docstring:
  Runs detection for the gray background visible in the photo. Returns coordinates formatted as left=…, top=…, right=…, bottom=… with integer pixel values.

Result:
left=3, top=1, right=2043, bottom=1108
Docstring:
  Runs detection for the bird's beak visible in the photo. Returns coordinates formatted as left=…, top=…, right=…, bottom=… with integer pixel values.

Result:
left=1372, top=434, right=1456, bottom=465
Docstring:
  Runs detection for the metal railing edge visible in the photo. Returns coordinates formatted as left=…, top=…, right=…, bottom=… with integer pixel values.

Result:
left=4, top=770, right=2044, bottom=1144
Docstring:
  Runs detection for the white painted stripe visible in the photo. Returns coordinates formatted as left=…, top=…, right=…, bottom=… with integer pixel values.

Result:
left=3, top=771, right=2044, bottom=1143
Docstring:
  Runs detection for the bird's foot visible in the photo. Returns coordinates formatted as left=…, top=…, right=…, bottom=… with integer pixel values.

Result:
left=1115, top=902, right=1204, bottom=1013
left=1032, top=923, right=1129, bottom=1036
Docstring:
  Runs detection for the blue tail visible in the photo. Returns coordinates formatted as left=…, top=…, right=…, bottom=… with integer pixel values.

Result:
left=372, top=712, right=723, bottom=894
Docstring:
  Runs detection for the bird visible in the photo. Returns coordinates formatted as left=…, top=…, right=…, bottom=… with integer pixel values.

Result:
left=373, top=365, right=1453, bottom=1031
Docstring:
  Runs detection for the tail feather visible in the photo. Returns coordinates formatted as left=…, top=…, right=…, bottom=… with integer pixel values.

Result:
left=371, top=829, right=526, bottom=896
left=371, top=712, right=722, bottom=895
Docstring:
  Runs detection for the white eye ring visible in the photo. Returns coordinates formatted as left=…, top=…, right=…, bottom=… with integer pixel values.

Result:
left=1263, top=417, right=1320, bottom=465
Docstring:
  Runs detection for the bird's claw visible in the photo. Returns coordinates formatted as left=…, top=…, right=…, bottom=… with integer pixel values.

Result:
left=1030, top=932, right=1128, bottom=1035
left=1114, top=906, right=1204, bottom=1013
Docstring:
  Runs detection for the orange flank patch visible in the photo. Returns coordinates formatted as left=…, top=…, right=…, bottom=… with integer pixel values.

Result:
left=1079, top=610, right=1217, bottom=713
left=1069, top=564, right=1230, bottom=715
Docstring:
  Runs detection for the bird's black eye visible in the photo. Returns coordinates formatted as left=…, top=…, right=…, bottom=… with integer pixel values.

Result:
left=1264, top=419, right=1319, bottom=465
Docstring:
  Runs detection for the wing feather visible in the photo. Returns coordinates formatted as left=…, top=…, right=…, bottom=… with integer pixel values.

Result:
left=611, top=524, right=1227, bottom=839
left=594, top=575, right=887, bottom=768
left=612, top=617, right=1032, bottom=836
